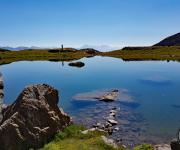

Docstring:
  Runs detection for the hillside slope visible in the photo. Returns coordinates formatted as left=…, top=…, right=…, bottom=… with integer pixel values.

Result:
left=154, top=33, right=180, bottom=46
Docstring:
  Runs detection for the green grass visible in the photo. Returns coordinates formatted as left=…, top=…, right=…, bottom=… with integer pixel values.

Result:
left=134, top=144, right=154, bottom=150
left=100, top=46, right=180, bottom=61
left=0, top=49, right=90, bottom=65
left=39, top=125, right=125, bottom=150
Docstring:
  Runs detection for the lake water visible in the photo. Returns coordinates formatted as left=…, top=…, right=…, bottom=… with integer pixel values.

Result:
left=1, top=56, right=180, bottom=147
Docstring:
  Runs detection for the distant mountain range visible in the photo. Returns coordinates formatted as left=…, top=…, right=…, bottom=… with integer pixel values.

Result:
left=0, top=45, right=121, bottom=51
left=154, top=32, right=180, bottom=46
left=1, top=33, right=180, bottom=51
left=80, top=45, right=121, bottom=51
left=0, top=46, right=43, bottom=51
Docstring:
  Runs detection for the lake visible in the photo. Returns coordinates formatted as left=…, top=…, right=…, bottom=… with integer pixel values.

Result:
left=1, top=56, right=180, bottom=147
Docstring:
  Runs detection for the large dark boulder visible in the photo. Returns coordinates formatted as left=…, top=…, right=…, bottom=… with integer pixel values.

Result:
left=0, top=84, right=71, bottom=150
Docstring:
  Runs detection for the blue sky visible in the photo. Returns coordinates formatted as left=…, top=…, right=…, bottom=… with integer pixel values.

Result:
left=0, top=0, right=180, bottom=48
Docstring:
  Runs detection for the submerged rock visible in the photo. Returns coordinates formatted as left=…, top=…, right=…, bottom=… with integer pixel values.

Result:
left=68, top=61, right=85, bottom=68
left=73, top=89, right=139, bottom=105
left=97, top=90, right=119, bottom=102
left=0, top=84, right=71, bottom=150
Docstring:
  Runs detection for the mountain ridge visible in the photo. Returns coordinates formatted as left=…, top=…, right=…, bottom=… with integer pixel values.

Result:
left=154, top=33, right=180, bottom=46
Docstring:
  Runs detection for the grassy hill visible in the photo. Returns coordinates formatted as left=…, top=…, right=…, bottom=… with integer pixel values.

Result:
left=154, top=33, right=180, bottom=46
left=100, top=46, right=180, bottom=61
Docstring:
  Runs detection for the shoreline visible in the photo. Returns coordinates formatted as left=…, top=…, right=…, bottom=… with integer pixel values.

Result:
left=0, top=46, right=180, bottom=65
left=0, top=84, right=177, bottom=150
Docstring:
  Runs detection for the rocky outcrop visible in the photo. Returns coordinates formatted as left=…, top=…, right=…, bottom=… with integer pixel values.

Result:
left=68, top=61, right=85, bottom=68
left=0, top=84, right=71, bottom=150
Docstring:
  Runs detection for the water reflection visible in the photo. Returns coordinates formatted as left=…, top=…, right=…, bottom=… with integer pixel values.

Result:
left=0, top=72, right=4, bottom=122
left=139, top=75, right=172, bottom=86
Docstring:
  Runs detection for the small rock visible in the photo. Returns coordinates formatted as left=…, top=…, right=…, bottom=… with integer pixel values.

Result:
left=154, top=144, right=171, bottom=150
left=114, top=127, right=120, bottom=132
left=108, top=119, right=118, bottom=125
left=81, top=128, right=96, bottom=134
left=93, top=123, right=102, bottom=128
left=110, top=110, right=117, bottom=114
left=105, top=122, right=113, bottom=128
left=101, top=136, right=118, bottom=148
left=68, top=62, right=85, bottom=68
left=107, top=127, right=113, bottom=135
left=109, top=112, right=116, bottom=117
left=82, top=128, right=106, bottom=134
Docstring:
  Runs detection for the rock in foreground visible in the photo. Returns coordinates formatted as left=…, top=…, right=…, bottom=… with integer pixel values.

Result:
left=0, top=84, right=71, bottom=150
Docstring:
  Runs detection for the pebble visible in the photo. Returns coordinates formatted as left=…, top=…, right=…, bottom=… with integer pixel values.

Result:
left=154, top=144, right=171, bottom=150
left=108, top=119, right=118, bottom=125
left=101, top=136, right=118, bottom=148
left=114, top=127, right=120, bottom=132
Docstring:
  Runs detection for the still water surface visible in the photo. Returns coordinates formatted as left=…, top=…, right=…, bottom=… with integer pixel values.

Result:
left=1, top=56, right=180, bottom=146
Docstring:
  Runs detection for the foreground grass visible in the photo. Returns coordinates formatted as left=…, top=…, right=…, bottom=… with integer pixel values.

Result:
left=40, top=125, right=155, bottom=150
left=133, top=144, right=154, bottom=150
left=40, top=125, right=125, bottom=150
left=0, top=49, right=90, bottom=65
left=100, top=46, right=180, bottom=61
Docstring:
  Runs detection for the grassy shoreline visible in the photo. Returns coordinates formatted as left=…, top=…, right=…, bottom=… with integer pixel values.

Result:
left=99, top=46, right=180, bottom=61
left=1, top=46, right=180, bottom=65
left=0, top=49, right=90, bottom=65
left=40, top=125, right=154, bottom=150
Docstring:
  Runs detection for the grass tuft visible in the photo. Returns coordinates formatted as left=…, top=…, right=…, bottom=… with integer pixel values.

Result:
left=40, top=125, right=124, bottom=150
left=134, top=144, right=154, bottom=150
